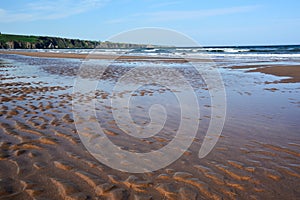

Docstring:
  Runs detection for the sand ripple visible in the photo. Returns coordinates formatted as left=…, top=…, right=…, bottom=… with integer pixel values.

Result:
left=0, top=58, right=300, bottom=199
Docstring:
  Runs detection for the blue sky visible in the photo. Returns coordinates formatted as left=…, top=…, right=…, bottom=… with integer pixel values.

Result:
left=0, top=0, right=299, bottom=46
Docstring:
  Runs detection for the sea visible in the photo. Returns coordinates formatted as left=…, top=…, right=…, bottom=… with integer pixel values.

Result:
left=5, top=44, right=300, bottom=57
left=3, top=44, right=299, bottom=69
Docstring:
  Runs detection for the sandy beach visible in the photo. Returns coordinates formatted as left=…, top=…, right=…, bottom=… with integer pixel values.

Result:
left=230, top=65, right=300, bottom=83
left=0, top=51, right=299, bottom=200
left=0, top=50, right=190, bottom=63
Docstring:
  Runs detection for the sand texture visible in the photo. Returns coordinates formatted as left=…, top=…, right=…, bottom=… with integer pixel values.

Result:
left=0, top=52, right=300, bottom=200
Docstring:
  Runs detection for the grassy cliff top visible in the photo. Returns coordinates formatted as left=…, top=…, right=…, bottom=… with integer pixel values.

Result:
left=0, top=33, right=93, bottom=43
left=0, top=33, right=147, bottom=49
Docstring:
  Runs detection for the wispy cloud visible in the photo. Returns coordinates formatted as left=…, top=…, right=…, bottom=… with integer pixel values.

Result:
left=0, top=0, right=109, bottom=22
left=106, top=5, right=260, bottom=24
left=138, top=5, right=260, bottom=22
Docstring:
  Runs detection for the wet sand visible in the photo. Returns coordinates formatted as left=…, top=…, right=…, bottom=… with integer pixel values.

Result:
left=0, top=50, right=189, bottom=63
left=230, top=65, right=300, bottom=83
left=0, top=52, right=300, bottom=200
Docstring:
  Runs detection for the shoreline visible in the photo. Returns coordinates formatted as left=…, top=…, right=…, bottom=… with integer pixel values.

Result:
left=1, top=50, right=300, bottom=83
left=0, top=50, right=190, bottom=63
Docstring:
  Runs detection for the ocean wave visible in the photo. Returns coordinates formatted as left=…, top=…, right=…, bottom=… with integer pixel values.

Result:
left=5, top=45, right=300, bottom=57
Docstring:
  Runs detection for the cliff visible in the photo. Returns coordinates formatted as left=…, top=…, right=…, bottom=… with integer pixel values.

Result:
left=0, top=33, right=147, bottom=49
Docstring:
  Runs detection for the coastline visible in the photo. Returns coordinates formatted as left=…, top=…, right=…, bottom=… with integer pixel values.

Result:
left=1, top=50, right=300, bottom=83
left=0, top=50, right=189, bottom=62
